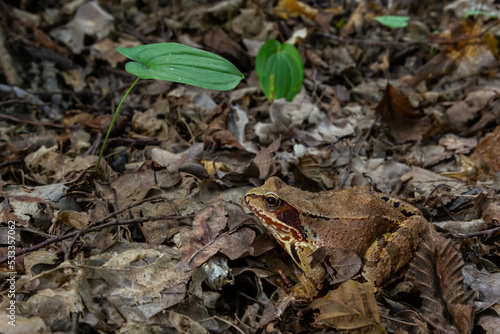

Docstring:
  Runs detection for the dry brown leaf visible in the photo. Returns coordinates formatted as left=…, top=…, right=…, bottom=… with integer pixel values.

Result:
left=203, top=28, right=249, bottom=69
left=341, top=1, right=367, bottom=36
left=274, top=0, right=318, bottom=20
left=253, top=137, right=281, bottom=179
left=411, top=17, right=497, bottom=87
left=406, top=228, right=474, bottom=334
left=441, top=154, right=478, bottom=181
left=463, top=264, right=500, bottom=312
left=296, top=155, right=323, bottom=188
left=472, top=124, right=500, bottom=177
left=0, top=312, right=49, bottom=333
left=166, top=311, right=209, bottom=334
left=375, top=84, right=431, bottom=143
left=1, top=183, right=77, bottom=227
left=188, top=227, right=255, bottom=269
left=201, top=160, right=230, bottom=176
left=204, top=129, right=246, bottom=151
left=184, top=205, right=257, bottom=269
left=477, top=313, right=500, bottom=334
left=54, top=211, right=89, bottom=230
left=0, top=246, right=25, bottom=274
left=306, top=49, right=328, bottom=68
left=310, top=248, right=363, bottom=285
left=311, top=280, right=386, bottom=333
left=401, top=166, right=468, bottom=198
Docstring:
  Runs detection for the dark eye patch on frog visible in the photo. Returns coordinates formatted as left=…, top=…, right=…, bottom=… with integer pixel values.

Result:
left=264, top=197, right=308, bottom=241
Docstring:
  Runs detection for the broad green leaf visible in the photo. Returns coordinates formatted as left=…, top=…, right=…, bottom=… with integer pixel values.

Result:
left=374, top=16, right=409, bottom=29
left=256, top=40, right=303, bottom=102
left=464, top=11, right=498, bottom=19
left=117, top=43, right=244, bottom=91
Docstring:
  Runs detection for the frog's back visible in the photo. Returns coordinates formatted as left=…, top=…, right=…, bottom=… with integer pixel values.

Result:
left=302, top=186, right=408, bottom=253
left=314, top=186, right=406, bottom=219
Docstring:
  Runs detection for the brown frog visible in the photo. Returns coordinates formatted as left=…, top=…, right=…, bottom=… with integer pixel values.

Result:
left=245, top=177, right=429, bottom=299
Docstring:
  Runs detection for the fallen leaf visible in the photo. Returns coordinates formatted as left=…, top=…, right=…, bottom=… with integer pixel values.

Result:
left=274, top=0, right=318, bottom=20
left=472, top=124, right=500, bottom=177
left=54, top=211, right=89, bottom=230
left=411, top=17, right=497, bottom=87
left=311, top=280, right=385, bottom=333
left=310, top=248, right=363, bottom=285
left=406, top=228, right=474, bottom=334
left=50, top=2, right=114, bottom=53
left=375, top=84, right=431, bottom=143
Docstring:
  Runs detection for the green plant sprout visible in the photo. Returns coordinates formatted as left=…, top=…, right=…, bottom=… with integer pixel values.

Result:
left=374, top=16, right=410, bottom=29
left=255, top=40, right=303, bottom=102
left=95, top=43, right=244, bottom=170
left=464, top=11, right=498, bottom=19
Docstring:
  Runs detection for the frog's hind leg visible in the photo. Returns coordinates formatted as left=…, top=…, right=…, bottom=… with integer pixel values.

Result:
left=362, top=215, right=429, bottom=286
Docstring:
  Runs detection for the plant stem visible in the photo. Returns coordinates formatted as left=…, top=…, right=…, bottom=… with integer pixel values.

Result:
left=95, top=77, right=140, bottom=170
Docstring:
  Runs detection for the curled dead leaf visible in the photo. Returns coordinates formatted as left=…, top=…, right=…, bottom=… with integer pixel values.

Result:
left=54, top=211, right=89, bottom=230
left=310, top=248, right=362, bottom=285
left=310, top=280, right=386, bottom=333
left=406, top=228, right=474, bottom=334
left=411, top=17, right=497, bottom=87
left=472, top=124, right=500, bottom=177
left=274, top=0, right=318, bottom=20
left=375, top=84, right=431, bottom=143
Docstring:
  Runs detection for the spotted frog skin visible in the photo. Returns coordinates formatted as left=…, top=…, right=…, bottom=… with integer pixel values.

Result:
left=245, top=177, right=429, bottom=299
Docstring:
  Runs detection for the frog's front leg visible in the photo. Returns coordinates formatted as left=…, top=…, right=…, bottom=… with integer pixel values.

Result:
left=290, top=245, right=327, bottom=300
left=363, top=215, right=429, bottom=286
left=293, top=266, right=326, bottom=300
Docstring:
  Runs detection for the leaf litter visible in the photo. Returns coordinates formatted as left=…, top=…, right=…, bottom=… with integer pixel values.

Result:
left=0, top=0, right=500, bottom=333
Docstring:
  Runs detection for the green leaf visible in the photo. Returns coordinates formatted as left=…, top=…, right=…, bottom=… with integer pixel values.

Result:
left=117, top=43, right=244, bottom=91
left=464, top=11, right=498, bottom=19
left=256, top=40, right=303, bottom=102
left=374, top=16, right=409, bottom=29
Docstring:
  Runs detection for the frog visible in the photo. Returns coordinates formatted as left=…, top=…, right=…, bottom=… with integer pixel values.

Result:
left=245, top=176, right=430, bottom=300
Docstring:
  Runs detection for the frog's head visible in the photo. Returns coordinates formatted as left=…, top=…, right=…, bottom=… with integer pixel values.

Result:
left=245, top=177, right=314, bottom=271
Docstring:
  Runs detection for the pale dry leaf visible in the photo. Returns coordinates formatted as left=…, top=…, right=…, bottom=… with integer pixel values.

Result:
left=55, top=211, right=89, bottom=230
left=0, top=183, right=78, bottom=227
left=476, top=313, right=500, bottom=334
left=0, top=312, right=49, bottom=334
left=166, top=311, right=209, bottom=334
left=401, top=166, right=468, bottom=198
left=411, top=18, right=497, bottom=87
left=50, top=2, right=114, bottom=53
left=463, top=264, right=500, bottom=311
left=274, top=0, right=318, bottom=20
left=311, top=280, right=386, bottom=333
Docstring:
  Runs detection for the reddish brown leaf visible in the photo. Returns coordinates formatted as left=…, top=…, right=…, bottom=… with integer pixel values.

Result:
left=472, top=124, right=500, bottom=177
left=375, top=84, right=431, bottom=143
left=406, top=228, right=474, bottom=334
left=411, top=17, right=497, bottom=87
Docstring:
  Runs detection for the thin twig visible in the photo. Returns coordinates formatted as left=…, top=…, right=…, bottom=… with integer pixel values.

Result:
left=0, top=214, right=191, bottom=265
left=0, top=113, right=74, bottom=129
left=67, top=194, right=171, bottom=255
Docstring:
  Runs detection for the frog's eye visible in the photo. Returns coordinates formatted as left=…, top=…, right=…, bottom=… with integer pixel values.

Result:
left=264, top=193, right=281, bottom=209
